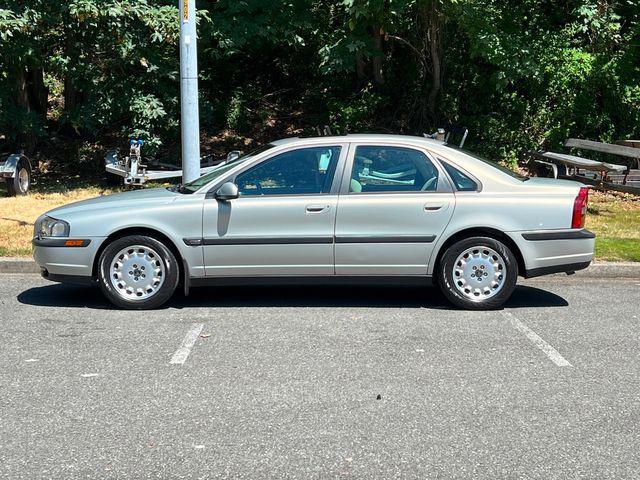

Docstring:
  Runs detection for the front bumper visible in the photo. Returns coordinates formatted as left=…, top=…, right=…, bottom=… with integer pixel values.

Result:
left=33, top=237, right=105, bottom=278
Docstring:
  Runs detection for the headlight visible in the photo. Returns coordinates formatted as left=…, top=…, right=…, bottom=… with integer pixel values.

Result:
left=36, top=216, right=70, bottom=238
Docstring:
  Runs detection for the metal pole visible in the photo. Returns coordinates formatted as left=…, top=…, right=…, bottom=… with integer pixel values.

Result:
left=179, top=0, right=201, bottom=184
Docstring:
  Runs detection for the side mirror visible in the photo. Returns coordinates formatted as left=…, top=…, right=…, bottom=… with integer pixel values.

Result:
left=226, top=150, right=242, bottom=162
left=215, top=181, right=239, bottom=201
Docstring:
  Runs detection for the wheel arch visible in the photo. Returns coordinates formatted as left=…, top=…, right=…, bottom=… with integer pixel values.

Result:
left=3, top=154, right=31, bottom=176
left=92, top=227, right=185, bottom=282
left=432, top=227, right=526, bottom=278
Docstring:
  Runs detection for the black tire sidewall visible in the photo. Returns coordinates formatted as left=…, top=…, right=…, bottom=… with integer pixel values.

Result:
left=438, top=236, right=518, bottom=310
left=7, top=162, right=30, bottom=196
left=98, top=235, right=179, bottom=309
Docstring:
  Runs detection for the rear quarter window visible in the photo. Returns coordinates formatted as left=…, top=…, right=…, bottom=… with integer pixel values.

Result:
left=441, top=161, right=478, bottom=191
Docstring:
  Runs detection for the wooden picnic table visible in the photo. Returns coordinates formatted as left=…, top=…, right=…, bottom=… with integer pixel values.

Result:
left=538, top=151, right=627, bottom=174
left=526, top=137, right=640, bottom=196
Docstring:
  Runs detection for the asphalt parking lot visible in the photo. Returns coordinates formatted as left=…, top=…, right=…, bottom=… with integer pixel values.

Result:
left=1, top=274, right=639, bottom=479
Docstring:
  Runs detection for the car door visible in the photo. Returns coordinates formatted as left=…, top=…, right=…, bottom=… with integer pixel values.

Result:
left=334, top=143, right=456, bottom=275
left=202, top=144, right=347, bottom=276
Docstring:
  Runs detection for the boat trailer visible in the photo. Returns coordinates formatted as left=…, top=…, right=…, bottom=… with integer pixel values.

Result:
left=104, top=139, right=239, bottom=186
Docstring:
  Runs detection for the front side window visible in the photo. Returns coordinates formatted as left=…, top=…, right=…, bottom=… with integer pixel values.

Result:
left=236, top=146, right=341, bottom=196
left=349, top=146, right=439, bottom=193
left=181, top=144, right=276, bottom=193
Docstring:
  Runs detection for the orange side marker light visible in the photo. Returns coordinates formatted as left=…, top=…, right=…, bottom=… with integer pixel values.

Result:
left=65, top=240, right=85, bottom=247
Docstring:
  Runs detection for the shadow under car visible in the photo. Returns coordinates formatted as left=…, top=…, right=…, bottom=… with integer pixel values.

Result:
left=17, top=283, right=568, bottom=310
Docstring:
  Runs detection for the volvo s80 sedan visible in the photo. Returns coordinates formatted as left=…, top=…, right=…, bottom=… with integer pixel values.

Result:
left=33, top=134, right=595, bottom=310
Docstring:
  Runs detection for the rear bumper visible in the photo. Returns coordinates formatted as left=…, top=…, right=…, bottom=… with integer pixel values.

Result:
left=507, top=229, right=595, bottom=278
left=524, top=261, right=591, bottom=279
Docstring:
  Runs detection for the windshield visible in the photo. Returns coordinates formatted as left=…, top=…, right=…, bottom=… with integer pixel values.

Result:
left=449, top=146, right=528, bottom=181
left=180, top=144, right=276, bottom=193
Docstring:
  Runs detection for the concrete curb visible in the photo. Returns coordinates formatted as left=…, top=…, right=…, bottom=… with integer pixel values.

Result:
left=0, top=257, right=638, bottom=278
left=0, top=257, right=40, bottom=274
left=571, top=262, right=640, bottom=279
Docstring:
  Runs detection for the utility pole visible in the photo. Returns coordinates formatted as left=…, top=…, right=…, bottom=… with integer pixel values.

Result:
left=179, top=0, right=201, bottom=184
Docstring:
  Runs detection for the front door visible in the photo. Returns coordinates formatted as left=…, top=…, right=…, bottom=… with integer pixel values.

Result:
left=202, top=144, right=346, bottom=276
left=334, top=144, right=455, bottom=275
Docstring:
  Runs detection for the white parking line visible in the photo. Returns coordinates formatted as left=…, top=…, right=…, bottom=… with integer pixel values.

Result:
left=169, top=323, right=204, bottom=365
left=501, top=311, right=572, bottom=367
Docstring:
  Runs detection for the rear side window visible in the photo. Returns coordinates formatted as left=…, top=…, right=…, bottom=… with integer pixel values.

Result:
left=349, top=146, right=439, bottom=193
left=441, top=161, right=478, bottom=191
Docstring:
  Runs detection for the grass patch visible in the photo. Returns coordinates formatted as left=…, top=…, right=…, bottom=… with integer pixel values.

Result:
left=586, top=191, right=640, bottom=262
left=0, top=246, right=31, bottom=257
left=0, top=181, right=118, bottom=258
left=594, top=237, right=640, bottom=262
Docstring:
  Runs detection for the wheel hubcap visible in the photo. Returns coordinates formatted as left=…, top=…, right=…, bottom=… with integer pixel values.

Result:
left=109, top=245, right=165, bottom=301
left=18, top=168, right=29, bottom=191
left=452, top=246, right=506, bottom=301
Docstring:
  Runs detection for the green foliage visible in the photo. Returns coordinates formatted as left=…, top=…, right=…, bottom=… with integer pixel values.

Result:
left=0, top=0, right=638, bottom=167
left=327, top=84, right=387, bottom=133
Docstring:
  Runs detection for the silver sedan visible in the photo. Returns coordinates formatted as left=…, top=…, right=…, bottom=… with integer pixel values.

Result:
left=33, top=134, right=595, bottom=309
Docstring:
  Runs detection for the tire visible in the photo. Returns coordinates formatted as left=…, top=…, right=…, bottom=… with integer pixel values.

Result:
left=98, top=235, right=179, bottom=309
left=6, top=161, right=31, bottom=196
left=437, top=236, right=518, bottom=310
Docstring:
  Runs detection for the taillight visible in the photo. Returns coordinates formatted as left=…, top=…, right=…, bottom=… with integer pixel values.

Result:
left=571, top=187, right=589, bottom=229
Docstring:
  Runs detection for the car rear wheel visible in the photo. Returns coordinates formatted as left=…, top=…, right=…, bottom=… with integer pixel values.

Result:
left=437, top=236, right=518, bottom=310
left=98, top=235, right=179, bottom=309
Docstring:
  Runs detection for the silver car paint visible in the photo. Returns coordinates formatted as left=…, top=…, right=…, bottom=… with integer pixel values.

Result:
left=333, top=141, right=455, bottom=275
left=203, top=194, right=339, bottom=275
left=200, top=141, right=349, bottom=276
left=38, top=188, right=205, bottom=277
left=33, top=134, right=594, bottom=280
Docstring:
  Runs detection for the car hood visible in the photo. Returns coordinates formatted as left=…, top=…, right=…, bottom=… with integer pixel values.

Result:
left=47, top=187, right=180, bottom=218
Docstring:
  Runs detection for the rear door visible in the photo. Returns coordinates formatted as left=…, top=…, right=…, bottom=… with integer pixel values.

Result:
left=334, top=143, right=455, bottom=275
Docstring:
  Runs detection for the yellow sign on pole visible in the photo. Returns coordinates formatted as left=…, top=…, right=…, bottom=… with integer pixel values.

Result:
left=183, top=0, right=189, bottom=23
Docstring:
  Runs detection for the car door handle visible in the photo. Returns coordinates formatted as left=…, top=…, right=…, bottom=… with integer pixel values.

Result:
left=306, top=204, right=331, bottom=214
left=424, top=203, right=449, bottom=212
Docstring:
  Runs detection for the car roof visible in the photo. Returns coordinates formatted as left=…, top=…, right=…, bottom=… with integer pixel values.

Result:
left=271, top=134, right=446, bottom=149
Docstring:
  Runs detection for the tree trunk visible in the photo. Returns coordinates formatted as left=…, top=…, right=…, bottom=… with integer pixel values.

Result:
left=29, top=68, right=48, bottom=118
left=372, top=26, right=385, bottom=85
left=417, top=0, right=444, bottom=124
left=13, top=66, right=48, bottom=153
left=426, top=2, right=442, bottom=122
left=14, top=67, right=48, bottom=117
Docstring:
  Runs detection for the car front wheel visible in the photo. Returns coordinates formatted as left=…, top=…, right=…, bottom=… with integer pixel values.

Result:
left=98, top=235, right=179, bottom=309
left=437, top=236, right=518, bottom=310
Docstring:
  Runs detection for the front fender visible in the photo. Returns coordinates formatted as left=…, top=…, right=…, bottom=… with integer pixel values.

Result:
left=58, top=195, right=206, bottom=278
